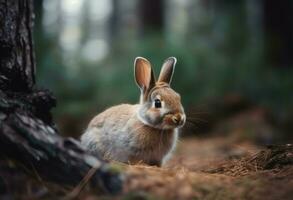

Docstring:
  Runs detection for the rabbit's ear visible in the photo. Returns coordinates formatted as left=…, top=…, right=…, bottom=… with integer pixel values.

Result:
left=158, top=57, right=176, bottom=85
left=134, top=57, right=156, bottom=92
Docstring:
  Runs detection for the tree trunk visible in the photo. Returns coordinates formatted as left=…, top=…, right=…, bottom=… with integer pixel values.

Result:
left=0, top=0, right=122, bottom=195
left=0, top=0, right=35, bottom=92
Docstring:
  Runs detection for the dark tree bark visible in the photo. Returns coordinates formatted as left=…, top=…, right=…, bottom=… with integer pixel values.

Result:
left=0, top=0, right=35, bottom=91
left=0, top=0, right=122, bottom=195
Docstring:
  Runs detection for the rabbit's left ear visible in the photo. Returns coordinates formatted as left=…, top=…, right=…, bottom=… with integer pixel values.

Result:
left=158, top=57, right=176, bottom=85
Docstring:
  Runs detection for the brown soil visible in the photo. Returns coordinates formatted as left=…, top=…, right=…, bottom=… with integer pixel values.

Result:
left=117, top=138, right=293, bottom=200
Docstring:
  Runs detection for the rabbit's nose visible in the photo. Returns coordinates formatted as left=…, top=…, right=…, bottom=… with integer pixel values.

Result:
left=172, top=114, right=184, bottom=125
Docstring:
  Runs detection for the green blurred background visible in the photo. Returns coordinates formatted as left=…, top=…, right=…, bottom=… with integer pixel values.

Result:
left=33, top=0, right=293, bottom=141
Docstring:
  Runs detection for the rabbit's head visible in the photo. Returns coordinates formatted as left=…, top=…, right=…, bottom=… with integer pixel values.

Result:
left=134, top=57, right=186, bottom=130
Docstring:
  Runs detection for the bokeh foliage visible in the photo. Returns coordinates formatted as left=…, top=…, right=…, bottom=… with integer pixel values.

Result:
left=34, top=0, right=293, bottom=136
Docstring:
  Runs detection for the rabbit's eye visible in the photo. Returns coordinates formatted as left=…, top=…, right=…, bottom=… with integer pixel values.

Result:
left=154, top=99, right=162, bottom=108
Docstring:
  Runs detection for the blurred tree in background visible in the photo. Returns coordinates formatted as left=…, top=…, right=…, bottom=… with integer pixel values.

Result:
left=34, top=0, right=293, bottom=139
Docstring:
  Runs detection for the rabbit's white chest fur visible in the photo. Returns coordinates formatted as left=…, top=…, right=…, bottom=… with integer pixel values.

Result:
left=81, top=104, right=178, bottom=166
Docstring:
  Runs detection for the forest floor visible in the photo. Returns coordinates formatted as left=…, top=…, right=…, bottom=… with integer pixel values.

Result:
left=119, top=137, right=293, bottom=200
left=1, top=106, right=293, bottom=199
left=83, top=106, right=293, bottom=200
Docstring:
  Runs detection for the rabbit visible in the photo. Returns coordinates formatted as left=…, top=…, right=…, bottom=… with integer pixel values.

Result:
left=81, top=57, right=185, bottom=167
